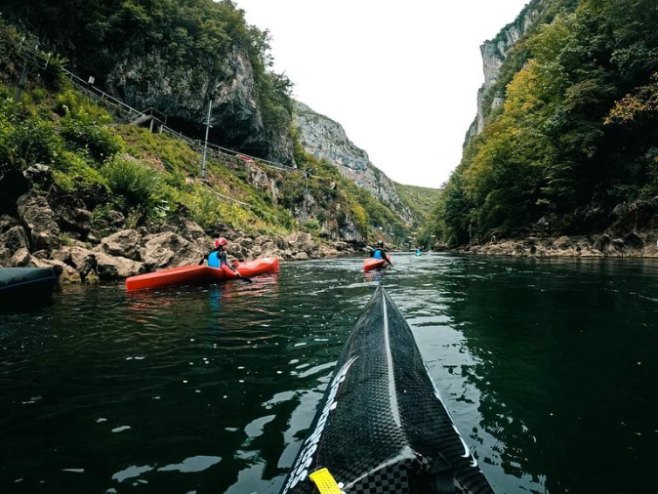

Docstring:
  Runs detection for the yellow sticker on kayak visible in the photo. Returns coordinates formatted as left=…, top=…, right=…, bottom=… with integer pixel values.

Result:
left=308, top=467, right=342, bottom=494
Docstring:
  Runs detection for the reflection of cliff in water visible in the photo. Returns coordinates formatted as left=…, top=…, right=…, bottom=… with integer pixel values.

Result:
left=441, top=257, right=658, bottom=494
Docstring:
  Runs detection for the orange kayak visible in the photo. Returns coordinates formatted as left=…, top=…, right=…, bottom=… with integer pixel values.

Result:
left=125, top=257, right=279, bottom=291
left=363, top=255, right=391, bottom=272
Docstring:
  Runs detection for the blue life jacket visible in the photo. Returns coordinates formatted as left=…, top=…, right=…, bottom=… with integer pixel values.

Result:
left=373, top=248, right=384, bottom=260
left=208, top=251, right=222, bottom=268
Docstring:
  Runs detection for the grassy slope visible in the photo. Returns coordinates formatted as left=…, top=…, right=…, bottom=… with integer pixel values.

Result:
left=395, top=183, right=441, bottom=226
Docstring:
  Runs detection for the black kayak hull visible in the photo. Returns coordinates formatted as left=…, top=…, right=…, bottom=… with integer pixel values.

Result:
left=0, top=267, right=58, bottom=305
left=280, top=285, right=494, bottom=494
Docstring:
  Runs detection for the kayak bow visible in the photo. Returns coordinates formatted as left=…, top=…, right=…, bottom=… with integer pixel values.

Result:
left=280, top=285, right=493, bottom=494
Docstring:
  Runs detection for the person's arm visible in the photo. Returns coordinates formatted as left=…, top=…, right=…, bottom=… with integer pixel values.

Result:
left=221, top=251, right=241, bottom=275
left=384, top=251, right=393, bottom=266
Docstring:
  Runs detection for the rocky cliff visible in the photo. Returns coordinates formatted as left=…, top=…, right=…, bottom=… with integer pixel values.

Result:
left=109, top=46, right=295, bottom=167
left=1, top=0, right=296, bottom=167
left=293, top=101, right=415, bottom=224
left=465, top=0, right=551, bottom=143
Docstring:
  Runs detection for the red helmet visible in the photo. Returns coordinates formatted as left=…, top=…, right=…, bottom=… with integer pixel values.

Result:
left=214, top=237, right=228, bottom=248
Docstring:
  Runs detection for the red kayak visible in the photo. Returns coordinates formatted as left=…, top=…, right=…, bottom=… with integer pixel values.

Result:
left=125, top=257, right=279, bottom=291
left=363, top=255, right=392, bottom=272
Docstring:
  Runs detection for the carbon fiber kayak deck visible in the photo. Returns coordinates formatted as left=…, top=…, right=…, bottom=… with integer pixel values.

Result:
left=280, top=285, right=493, bottom=494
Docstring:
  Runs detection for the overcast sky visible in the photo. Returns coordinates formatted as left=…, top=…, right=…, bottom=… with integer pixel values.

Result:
left=232, top=0, right=529, bottom=188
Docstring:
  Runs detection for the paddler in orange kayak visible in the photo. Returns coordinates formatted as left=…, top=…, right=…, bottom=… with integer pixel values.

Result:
left=368, top=240, right=393, bottom=267
left=199, top=237, right=242, bottom=276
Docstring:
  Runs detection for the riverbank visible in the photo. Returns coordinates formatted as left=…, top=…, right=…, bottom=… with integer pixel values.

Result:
left=0, top=166, right=359, bottom=284
left=455, top=233, right=658, bottom=258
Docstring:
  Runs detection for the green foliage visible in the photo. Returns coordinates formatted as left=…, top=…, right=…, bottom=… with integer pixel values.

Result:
left=0, top=14, right=412, bottom=242
left=101, top=156, right=162, bottom=208
left=395, top=182, right=441, bottom=227
left=52, top=151, right=108, bottom=193
left=436, top=0, right=658, bottom=242
left=11, top=119, right=60, bottom=166
left=0, top=0, right=294, bottom=158
left=60, top=111, right=123, bottom=162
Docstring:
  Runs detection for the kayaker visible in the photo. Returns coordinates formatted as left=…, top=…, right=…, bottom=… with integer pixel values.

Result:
left=199, top=237, right=241, bottom=276
left=369, top=240, right=393, bottom=266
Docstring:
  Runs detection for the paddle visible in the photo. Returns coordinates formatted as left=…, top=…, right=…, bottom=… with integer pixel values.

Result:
left=230, top=262, right=252, bottom=283
left=235, top=274, right=253, bottom=283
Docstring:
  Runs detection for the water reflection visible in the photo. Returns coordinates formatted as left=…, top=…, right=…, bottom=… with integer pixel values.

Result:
left=438, top=256, right=658, bottom=494
left=1, top=256, right=657, bottom=493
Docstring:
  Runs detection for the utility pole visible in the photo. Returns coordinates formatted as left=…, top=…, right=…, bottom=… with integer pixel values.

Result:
left=201, top=100, right=213, bottom=180
left=14, top=37, right=30, bottom=101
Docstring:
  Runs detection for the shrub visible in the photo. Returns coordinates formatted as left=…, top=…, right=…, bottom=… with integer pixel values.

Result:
left=101, top=156, right=161, bottom=208
left=61, top=113, right=123, bottom=163
left=12, top=120, right=60, bottom=167
left=52, top=151, right=108, bottom=192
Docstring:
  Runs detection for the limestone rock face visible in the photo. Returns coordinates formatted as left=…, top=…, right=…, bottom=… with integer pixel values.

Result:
left=293, top=101, right=415, bottom=224
left=466, top=0, right=551, bottom=143
left=107, top=47, right=294, bottom=166
left=294, top=101, right=369, bottom=171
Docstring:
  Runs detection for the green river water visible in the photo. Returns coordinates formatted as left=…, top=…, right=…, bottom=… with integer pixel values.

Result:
left=1, top=254, right=657, bottom=493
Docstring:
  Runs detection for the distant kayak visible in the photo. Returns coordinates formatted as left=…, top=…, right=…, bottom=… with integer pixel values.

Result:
left=0, top=267, right=57, bottom=304
left=363, top=255, right=391, bottom=272
left=280, top=285, right=493, bottom=494
left=125, top=257, right=279, bottom=291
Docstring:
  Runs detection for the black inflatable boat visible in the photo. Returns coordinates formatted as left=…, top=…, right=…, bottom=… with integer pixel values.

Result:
left=0, top=267, right=57, bottom=303
left=280, top=285, right=494, bottom=494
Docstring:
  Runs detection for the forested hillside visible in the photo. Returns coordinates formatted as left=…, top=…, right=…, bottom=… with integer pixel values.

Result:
left=431, top=0, right=658, bottom=246
left=1, top=0, right=295, bottom=163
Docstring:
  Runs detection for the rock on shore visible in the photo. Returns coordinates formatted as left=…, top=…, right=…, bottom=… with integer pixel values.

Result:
left=456, top=233, right=658, bottom=258
left=0, top=176, right=358, bottom=284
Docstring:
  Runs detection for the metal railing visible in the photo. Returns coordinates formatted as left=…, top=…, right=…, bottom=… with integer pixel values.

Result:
left=14, top=38, right=298, bottom=175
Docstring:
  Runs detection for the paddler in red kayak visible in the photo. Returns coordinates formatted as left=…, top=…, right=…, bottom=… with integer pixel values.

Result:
left=199, top=237, right=242, bottom=276
left=368, top=240, right=393, bottom=267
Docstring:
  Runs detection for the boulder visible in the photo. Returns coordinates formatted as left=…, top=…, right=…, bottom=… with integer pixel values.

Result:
left=51, top=246, right=97, bottom=282
left=0, top=214, right=19, bottom=234
left=94, top=251, right=144, bottom=280
left=30, top=257, right=80, bottom=284
left=0, top=226, right=29, bottom=254
left=98, top=229, right=143, bottom=261
left=234, top=236, right=255, bottom=250
left=91, top=210, right=125, bottom=237
left=287, top=231, right=313, bottom=246
left=140, top=232, right=204, bottom=269
left=555, top=236, right=572, bottom=249
left=16, top=190, right=61, bottom=251
left=9, top=248, right=32, bottom=267
left=593, top=234, right=611, bottom=252
left=611, top=238, right=625, bottom=251
left=51, top=193, right=92, bottom=235
left=623, top=231, right=644, bottom=249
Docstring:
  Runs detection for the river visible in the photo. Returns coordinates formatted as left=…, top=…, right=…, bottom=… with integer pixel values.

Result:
left=1, top=254, right=657, bottom=493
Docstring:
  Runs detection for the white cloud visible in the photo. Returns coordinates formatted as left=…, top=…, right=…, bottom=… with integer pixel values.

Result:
left=232, top=0, right=529, bottom=187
